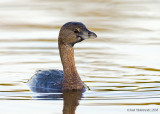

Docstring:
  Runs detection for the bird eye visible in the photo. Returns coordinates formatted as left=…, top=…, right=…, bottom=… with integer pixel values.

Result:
left=73, top=29, right=79, bottom=33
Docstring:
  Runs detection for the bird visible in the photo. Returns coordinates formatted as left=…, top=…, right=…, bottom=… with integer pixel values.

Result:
left=28, top=22, right=97, bottom=92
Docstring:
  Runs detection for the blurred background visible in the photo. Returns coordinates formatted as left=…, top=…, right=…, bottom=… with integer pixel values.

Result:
left=0, top=0, right=160, bottom=114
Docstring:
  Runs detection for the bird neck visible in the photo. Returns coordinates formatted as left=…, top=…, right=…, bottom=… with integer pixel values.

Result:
left=58, top=42, right=84, bottom=91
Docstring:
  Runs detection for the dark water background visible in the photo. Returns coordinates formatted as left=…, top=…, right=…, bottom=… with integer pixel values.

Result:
left=0, top=0, right=160, bottom=113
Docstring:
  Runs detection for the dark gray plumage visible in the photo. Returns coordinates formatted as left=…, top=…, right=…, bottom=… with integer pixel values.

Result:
left=28, top=70, right=63, bottom=92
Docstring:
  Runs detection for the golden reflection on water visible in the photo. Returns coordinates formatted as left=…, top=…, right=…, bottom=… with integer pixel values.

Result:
left=0, top=0, right=160, bottom=113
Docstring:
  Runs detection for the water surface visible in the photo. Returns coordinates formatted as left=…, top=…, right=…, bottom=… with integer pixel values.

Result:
left=0, top=0, right=160, bottom=114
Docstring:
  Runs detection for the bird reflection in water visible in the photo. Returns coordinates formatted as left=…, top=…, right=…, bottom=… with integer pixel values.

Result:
left=63, top=91, right=82, bottom=114
left=30, top=86, right=82, bottom=114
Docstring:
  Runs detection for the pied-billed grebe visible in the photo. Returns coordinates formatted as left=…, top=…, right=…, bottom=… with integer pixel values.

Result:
left=28, top=22, right=97, bottom=92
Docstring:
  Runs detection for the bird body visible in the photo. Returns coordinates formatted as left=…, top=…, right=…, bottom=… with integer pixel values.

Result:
left=28, top=70, right=63, bottom=91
